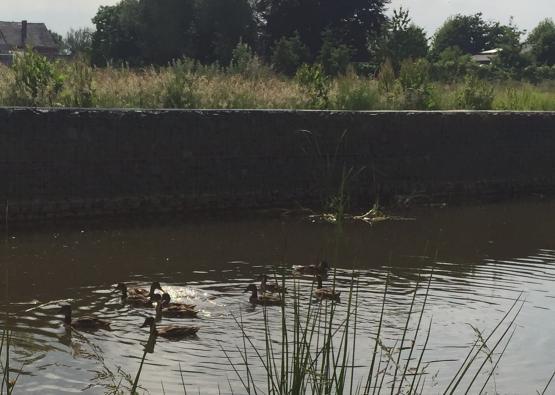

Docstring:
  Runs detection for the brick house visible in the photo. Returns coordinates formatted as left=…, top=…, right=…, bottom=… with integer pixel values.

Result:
left=0, top=20, right=59, bottom=64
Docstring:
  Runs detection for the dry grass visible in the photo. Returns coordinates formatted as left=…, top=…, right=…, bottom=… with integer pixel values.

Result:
left=0, top=60, right=554, bottom=110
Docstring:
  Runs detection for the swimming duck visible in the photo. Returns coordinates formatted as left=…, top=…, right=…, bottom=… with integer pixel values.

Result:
left=121, top=282, right=164, bottom=298
left=155, top=298, right=199, bottom=319
left=141, top=317, right=199, bottom=340
left=313, top=275, right=341, bottom=301
left=245, top=284, right=282, bottom=306
left=293, top=261, right=331, bottom=276
left=116, top=283, right=160, bottom=307
left=160, top=293, right=196, bottom=310
left=260, top=275, right=286, bottom=294
left=58, top=305, right=111, bottom=331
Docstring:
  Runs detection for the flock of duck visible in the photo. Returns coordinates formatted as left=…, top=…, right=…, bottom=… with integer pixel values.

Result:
left=57, top=260, right=339, bottom=341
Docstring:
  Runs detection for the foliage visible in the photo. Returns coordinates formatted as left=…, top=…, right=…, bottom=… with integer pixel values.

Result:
left=432, top=13, right=522, bottom=58
left=381, top=8, right=429, bottom=71
left=317, top=29, right=354, bottom=76
left=527, top=18, right=555, bottom=66
left=255, top=0, right=389, bottom=61
left=65, top=28, right=94, bottom=59
left=60, top=59, right=94, bottom=107
left=398, top=58, right=435, bottom=109
left=456, top=75, right=494, bottom=110
left=10, top=49, right=64, bottom=106
left=430, top=47, right=474, bottom=82
left=162, top=58, right=198, bottom=108
left=192, top=0, right=256, bottom=65
left=333, top=72, right=380, bottom=110
left=91, top=0, right=143, bottom=66
left=270, top=32, right=310, bottom=76
left=295, top=64, right=330, bottom=109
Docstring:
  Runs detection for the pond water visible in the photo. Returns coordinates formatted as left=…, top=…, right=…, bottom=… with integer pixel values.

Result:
left=1, top=199, right=555, bottom=394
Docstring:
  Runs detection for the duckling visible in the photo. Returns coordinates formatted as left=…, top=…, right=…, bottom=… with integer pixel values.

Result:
left=122, top=281, right=164, bottom=298
left=293, top=261, right=331, bottom=276
left=260, top=275, right=286, bottom=294
left=245, top=284, right=282, bottom=306
left=313, top=275, right=341, bottom=301
left=160, top=293, right=196, bottom=310
left=155, top=298, right=199, bottom=319
left=141, top=317, right=199, bottom=340
left=116, top=283, right=160, bottom=307
left=58, top=305, right=111, bottom=331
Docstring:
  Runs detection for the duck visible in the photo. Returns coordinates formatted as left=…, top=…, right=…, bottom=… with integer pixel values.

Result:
left=313, top=275, right=341, bottom=301
left=141, top=317, right=199, bottom=340
left=116, top=283, right=160, bottom=307
left=245, top=284, right=282, bottom=306
left=119, top=281, right=164, bottom=298
left=58, top=305, right=111, bottom=331
left=293, top=261, right=331, bottom=276
left=260, top=274, right=286, bottom=294
left=155, top=298, right=199, bottom=319
left=159, top=293, right=196, bottom=310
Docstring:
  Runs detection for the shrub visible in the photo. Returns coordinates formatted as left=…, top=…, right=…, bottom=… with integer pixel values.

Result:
left=61, top=58, right=94, bottom=107
left=456, top=75, right=494, bottom=110
left=271, top=32, right=310, bottom=76
left=318, top=29, right=353, bottom=76
left=398, top=58, right=436, bottom=109
left=10, top=49, right=64, bottom=106
left=333, top=73, right=380, bottom=110
left=228, top=40, right=269, bottom=79
left=162, top=58, right=198, bottom=108
left=295, top=64, right=330, bottom=109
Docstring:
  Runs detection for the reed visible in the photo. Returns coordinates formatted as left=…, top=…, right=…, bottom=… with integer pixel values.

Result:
left=224, top=269, right=529, bottom=395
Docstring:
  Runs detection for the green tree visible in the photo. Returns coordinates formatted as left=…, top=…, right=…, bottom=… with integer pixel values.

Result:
left=193, top=0, right=256, bottom=65
left=136, top=0, right=196, bottom=65
left=65, top=28, right=94, bottom=58
left=432, top=13, right=521, bottom=57
left=270, top=32, right=309, bottom=75
left=91, top=0, right=142, bottom=66
left=527, top=18, right=555, bottom=66
left=317, top=29, right=353, bottom=75
left=381, top=8, right=428, bottom=71
left=256, top=0, right=389, bottom=61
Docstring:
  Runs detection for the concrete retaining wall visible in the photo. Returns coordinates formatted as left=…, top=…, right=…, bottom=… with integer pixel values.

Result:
left=0, top=108, right=554, bottom=220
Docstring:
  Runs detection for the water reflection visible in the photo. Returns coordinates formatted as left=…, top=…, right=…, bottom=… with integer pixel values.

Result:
left=0, top=199, right=554, bottom=393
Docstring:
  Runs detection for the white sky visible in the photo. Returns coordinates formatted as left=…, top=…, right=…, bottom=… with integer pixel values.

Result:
left=0, top=0, right=553, bottom=36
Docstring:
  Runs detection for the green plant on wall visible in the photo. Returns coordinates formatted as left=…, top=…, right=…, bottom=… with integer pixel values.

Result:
left=456, top=75, right=494, bottom=110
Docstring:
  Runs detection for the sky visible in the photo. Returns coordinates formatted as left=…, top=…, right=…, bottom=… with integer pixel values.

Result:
left=0, top=0, right=553, bottom=37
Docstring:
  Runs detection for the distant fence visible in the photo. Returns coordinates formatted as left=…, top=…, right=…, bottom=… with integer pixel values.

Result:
left=0, top=108, right=554, bottom=220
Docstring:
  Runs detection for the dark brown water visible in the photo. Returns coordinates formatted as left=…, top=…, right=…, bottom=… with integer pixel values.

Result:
left=1, top=200, right=555, bottom=394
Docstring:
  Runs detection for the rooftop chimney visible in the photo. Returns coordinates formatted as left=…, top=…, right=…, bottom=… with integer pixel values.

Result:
left=21, top=20, right=28, bottom=47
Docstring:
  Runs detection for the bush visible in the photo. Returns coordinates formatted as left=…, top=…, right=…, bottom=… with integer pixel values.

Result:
left=333, top=72, right=380, bottom=110
left=295, top=64, right=330, bottom=109
left=10, top=49, right=64, bottom=106
left=61, top=59, right=94, bottom=107
left=398, top=58, right=436, bottom=109
left=162, top=58, right=198, bottom=108
left=456, top=75, right=494, bottom=109
left=271, top=32, right=310, bottom=76
left=318, top=29, right=353, bottom=76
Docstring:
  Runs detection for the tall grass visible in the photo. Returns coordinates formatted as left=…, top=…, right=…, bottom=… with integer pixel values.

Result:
left=224, top=270, right=530, bottom=394
left=0, top=56, right=553, bottom=110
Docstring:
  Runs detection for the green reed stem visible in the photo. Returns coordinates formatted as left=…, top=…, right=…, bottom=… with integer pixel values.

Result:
left=445, top=292, right=523, bottom=394
left=464, top=300, right=524, bottom=394
left=478, top=326, right=517, bottom=394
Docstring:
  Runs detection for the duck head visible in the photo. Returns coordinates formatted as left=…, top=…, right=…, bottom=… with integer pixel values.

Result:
left=161, top=293, right=171, bottom=305
left=149, top=282, right=164, bottom=295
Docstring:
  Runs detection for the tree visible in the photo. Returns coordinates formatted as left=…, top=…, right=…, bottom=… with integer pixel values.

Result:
left=431, top=13, right=522, bottom=57
left=65, top=28, right=94, bottom=58
left=380, top=8, right=428, bottom=71
left=271, top=32, right=310, bottom=75
left=91, top=0, right=142, bottom=66
left=48, top=30, right=64, bottom=52
left=136, top=0, right=196, bottom=65
left=527, top=18, right=555, bottom=66
left=193, top=0, right=256, bottom=65
left=255, top=0, right=389, bottom=61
